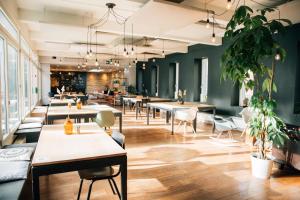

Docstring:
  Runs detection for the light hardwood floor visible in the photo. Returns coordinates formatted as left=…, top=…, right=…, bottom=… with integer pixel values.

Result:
left=39, top=108, right=300, bottom=200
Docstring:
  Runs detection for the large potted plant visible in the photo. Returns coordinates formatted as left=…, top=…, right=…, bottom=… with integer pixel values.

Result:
left=221, top=6, right=291, bottom=179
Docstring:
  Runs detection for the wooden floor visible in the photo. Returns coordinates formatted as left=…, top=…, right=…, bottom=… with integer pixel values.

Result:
left=40, top=108, right=300, bottom=200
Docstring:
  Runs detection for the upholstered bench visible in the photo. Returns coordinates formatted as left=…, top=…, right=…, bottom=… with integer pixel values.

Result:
left=15, top=123, right=43, bottom=143
left=0, top=145, right=35, bottom=200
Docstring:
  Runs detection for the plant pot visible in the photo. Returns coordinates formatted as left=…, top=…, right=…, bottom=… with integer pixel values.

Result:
left=251, top=154, right=273, bottom=179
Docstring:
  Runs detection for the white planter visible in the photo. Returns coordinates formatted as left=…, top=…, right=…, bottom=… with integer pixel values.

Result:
left=251, top=154, right=273, bottom=179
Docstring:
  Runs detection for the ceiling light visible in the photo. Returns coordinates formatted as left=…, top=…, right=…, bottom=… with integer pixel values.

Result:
left=131, top=47, right=134, bottom=55
left=162, top=50, right=165, bottom=57
left=86, top=51, right=90, bottom=59
left=77, top=64, right=80, bottom=69
left=153, top=58, right=156, bottom=62
left=206, top=10, right=210, bottom=29
left=89, top=49, right=93, bottom=57
left=211, top=14, right=216, bottom=43
left=129, top=62, right=132, bottom=68
left=227, top=0, right=232, bottom=10
left=212, top=33, right=216, bottom=43
left=206, top=19, right=210, bottom=28
left=95, top=59, right=99, bottom=66
left=123, top=48, right=127, bottom=56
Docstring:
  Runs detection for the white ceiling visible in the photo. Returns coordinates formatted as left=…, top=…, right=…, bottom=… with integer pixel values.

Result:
left=15, top=0, right=300, bottom=69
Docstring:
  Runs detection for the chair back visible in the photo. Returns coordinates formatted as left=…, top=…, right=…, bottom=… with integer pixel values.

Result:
left=214, top=118, right=235, bottom=132
left=240, top=107, right=252, bottom=123
left=175, top=108, right=198, bottom=121
left=95, top=110, right=115, bottom=128
left=112, top=132, right=125, bottom=148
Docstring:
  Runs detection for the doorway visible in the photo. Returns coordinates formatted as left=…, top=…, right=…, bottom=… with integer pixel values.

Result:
left=150, top=65, right=158, bottom=96
left=169, top=62, right=179, bottom=99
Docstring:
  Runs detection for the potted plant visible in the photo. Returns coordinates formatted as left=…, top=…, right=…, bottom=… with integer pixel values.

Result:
left=221, top=6, right=291, bottom=179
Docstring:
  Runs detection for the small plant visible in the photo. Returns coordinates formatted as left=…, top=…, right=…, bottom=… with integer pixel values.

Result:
left=177, top=89, right=187, bottom=104
left=127, top=85, right=137, bottom=94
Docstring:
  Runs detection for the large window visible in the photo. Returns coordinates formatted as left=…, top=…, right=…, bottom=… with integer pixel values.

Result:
left=22, top=53, right=30, bottom=115
left=0, top=37, right=7, bottom=136
left=31, top=63, right=38, bottom=107
left=7, top=44, right=19, bottom=131
left=0, top=9, right=18, bottom=41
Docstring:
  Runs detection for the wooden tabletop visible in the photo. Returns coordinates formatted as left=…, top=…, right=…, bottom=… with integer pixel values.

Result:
left=47, top=105, right=121, bottom=116
left=50, top=99, right=75, bottom=104
left=32, top=123, right=126, bottom=167
left=147, top=101, right=216, bottom=110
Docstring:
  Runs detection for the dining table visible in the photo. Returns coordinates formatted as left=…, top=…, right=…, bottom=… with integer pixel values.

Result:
left=49, top=98, right=75, bottom=106
left=46, top=105, right=123, bottom=132
left=146, top=101, right=216, bottom=134
left=31, top=122, right=127, bottom=200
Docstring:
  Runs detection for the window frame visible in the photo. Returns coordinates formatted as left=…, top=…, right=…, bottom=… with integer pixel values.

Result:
left=6, top=42, right=20, bottom=134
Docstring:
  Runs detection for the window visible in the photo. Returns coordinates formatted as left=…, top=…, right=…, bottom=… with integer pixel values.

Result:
left=22, top=53, right=30, bottom=115
left=7, top=44, right=19, bottom=131
left=0, top=37, right=7, bottom=136
left=239, top=71, right=254, bottom=106
left=0, top=9, right=18, bottom=41
left=200, top=58, right=208, bottom=102
left=31, top=63, right=38, bottom=107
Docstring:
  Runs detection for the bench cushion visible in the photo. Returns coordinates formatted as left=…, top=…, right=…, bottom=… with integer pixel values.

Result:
left=15, top=128, right=41, bottom=134
left=0, top=179, right=26, bottom=200
left=4, top=142, right=37, bottom=150
left=18, top=123, right=42, bottom=129
left=0, top=161, right=29, bottom=183
left=22, top=117, right=45, bottom=124
left=0, top=148, right=34, bottom=161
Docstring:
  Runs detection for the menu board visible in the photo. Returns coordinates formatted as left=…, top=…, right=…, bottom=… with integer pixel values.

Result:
left=50, top=72, right=87, bottom=94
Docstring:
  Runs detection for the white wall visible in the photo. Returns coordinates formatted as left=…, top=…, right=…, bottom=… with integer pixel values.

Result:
left=41, top=63, right=50, bottom=105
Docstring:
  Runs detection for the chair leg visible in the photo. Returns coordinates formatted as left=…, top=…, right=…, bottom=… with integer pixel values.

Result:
left=108, top=179, right=116, bottom=195
left=217, top=131, right=223, bottom=138
left=77, top=179, right=83, bottom=200
left=191, top=123, right=196, bottom=134
left=87, top=180, right=95, bottom=200
left=175, top=121, right=183, bottom=132
left=111, top=178, right=121, bottom=200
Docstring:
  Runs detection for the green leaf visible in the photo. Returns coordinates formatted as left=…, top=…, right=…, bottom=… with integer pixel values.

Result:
left=272, top=83, right=277, bottom=93
left=262, top=78, right=270, bottom=92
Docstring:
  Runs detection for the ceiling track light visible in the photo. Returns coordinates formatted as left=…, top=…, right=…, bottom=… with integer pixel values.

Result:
left=87, top=3, right=129, bottom=62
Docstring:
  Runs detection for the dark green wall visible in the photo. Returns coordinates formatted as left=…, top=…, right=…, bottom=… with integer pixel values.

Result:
left=136, top=23, right=300, bottom=125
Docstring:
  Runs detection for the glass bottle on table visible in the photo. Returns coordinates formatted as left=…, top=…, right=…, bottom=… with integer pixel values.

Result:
left=64, top=117, right=73, bottom=135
